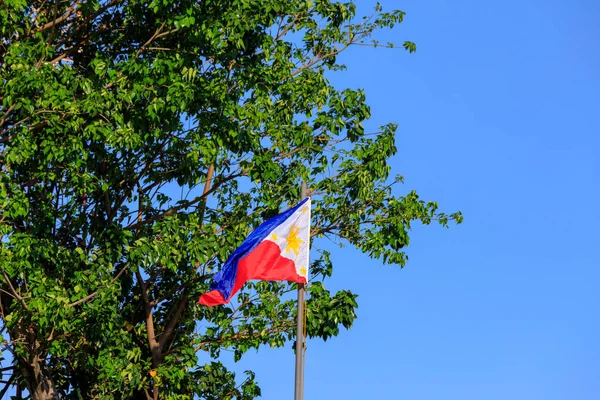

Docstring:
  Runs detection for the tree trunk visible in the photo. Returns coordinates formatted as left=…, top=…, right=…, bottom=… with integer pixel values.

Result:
left=21, top=352, right=59, bottom=400
left=13, top=324, right=60, bottom=400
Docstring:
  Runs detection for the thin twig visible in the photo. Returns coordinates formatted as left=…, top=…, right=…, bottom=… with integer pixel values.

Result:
left=67, top=262, right=130, bottom=307
left=0, top=270, right=27, bottom=311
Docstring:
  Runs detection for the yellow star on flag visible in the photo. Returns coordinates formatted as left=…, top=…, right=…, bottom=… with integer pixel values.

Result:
left=285, top=225, right=304, bottom=256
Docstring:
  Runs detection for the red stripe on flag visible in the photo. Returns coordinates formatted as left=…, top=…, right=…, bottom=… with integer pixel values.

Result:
left=198, top=240, right=306, bottom=306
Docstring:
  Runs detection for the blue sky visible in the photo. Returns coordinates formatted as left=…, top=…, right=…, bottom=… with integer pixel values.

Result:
left=231, top=1, right=600, bottom=399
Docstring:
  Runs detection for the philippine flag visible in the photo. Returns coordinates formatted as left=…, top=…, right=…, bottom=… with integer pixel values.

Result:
left=199, top=197, right=311, bottom=306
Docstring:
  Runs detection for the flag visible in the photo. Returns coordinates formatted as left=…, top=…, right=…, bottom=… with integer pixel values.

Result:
left=199, top=197, right=311, bottom=306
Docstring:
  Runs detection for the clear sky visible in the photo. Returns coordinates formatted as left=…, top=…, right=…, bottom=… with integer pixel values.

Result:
left=230, top=0, right=600, bottom=399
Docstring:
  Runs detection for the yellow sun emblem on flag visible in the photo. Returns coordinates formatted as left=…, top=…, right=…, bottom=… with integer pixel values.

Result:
left=299, top=267, right=307, bottom=276
left=285, top=225, right=304, bottom=256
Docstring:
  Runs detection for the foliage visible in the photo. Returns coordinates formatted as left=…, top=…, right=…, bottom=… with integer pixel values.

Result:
left=0, top=0, right=461, bottom=398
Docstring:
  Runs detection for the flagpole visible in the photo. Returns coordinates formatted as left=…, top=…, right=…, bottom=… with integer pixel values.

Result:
left=294, top=181, right=308, bottom=400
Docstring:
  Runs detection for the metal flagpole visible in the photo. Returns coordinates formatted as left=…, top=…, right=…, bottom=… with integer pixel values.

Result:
left=294, top=181, right=308, bottom=400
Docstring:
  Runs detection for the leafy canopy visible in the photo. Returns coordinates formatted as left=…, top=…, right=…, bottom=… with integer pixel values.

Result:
left=0, top=0, right=461, bottom=398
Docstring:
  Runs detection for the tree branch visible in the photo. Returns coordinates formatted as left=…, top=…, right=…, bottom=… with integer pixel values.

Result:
left=136, top=269, right=161, bottom=367
left=194, top=322, right=295, bottom=352
left=108, top=139, right=170, bottom=225
left=67, top=262, right=130, bottom=307
left=157, top=164, right=215, bottom=348
left=34, top=6, right=77, bottom=34
left=0, top=374, right=15, bottom=399
left=134, top=21, right=166, bottom=59
left=0, top=105, right=15, bottom=131
left=0, top=269, right=28, bottom=311
left=157, top=289, right=189, bottom=349
left=125, top=171, right=243, bottom=231
left=32, top=0, right=124, bottom=35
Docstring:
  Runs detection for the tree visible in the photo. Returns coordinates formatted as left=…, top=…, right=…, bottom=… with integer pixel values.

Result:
left=0, top=0, right=462, bottom=398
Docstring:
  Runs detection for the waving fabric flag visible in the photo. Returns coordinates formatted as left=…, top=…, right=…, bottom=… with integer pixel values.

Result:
left=199, top=197, right=311, bottom=306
